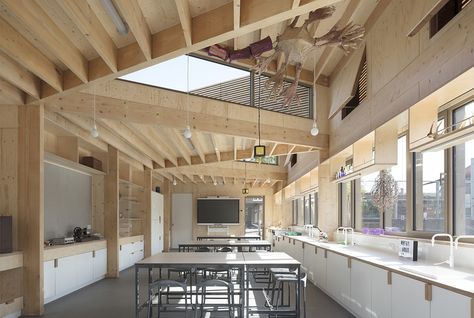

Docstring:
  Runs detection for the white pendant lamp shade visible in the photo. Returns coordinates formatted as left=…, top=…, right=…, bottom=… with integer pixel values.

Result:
left=183, top=125, right=192, bottom=139
left=310, top=120, right=319, bottom=136
left=91, top=124, right=99, bottom=138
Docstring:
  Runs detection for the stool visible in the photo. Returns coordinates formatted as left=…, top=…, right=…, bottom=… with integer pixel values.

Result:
left=195, top=279, right=235, bottom=318
left=147, top=279, right=189, bottom=318
left=271, top=271, right=307, bottom=318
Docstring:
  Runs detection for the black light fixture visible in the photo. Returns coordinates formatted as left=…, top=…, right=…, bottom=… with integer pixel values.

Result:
left=254, top=74, right=266, bottom=157
left=241, top=163, right=249, bottom=194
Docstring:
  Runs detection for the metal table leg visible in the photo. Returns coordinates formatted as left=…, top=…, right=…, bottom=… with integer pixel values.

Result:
left=135, top=266, right=140, bottom=318
left=296, top=265, right=300, bottom=318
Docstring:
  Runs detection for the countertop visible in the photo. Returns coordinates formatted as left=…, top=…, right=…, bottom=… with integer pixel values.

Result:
left=277, top=234, right=474, bottom=297
left=44, top=239, right=107, bottom=261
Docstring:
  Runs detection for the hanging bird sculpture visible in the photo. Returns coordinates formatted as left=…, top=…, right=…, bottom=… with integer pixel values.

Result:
left=205, top=6, right=365, bottom=106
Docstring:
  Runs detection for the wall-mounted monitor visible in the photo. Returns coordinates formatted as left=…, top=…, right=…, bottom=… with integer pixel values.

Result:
left=197, top=198, right=240, bottom=225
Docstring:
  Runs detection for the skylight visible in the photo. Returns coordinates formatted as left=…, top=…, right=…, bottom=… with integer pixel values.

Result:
left=119, top=55, right=249, bottom=92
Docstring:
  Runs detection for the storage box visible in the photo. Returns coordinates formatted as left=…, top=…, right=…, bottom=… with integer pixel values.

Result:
left=80, top=156, right=103, bottom=171
left=0, top=216, right=13, bottom=253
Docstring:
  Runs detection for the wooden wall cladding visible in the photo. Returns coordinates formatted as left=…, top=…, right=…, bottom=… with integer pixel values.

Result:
left=0, top=268, right=22, bottom=304
left=0, top=106, right=18, bottom=251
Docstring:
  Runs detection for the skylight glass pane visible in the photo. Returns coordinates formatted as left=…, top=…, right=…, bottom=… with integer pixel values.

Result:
left=119, top=55, right=249, bottom=92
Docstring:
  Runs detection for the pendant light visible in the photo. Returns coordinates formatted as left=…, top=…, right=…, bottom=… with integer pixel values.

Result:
left=254, top=74, right=266, bottom=157
left=242, top=163, right=249, bottom=194
left=310, top=56, right=319, bottom=137
left=183, top=55, right=192, bottom=139
left=173, top=177, right=177, bottom=186
left=91, top=90, right=99, bottom=138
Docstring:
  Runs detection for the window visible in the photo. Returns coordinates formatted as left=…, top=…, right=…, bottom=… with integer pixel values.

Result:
left=453, top=103, right=474, bottom=235
left=385, top=136, right=408, bottom=233
left=242, top=156, right=279, bottom=165
left=430, top=0, right=472, bottom=37
left=303, top=192, right=318, bottom=225
left=342, top=50, right=367, bottom=119
left=413, top=149, right=446, bottom=232
left=354, top=136, right=407, bottom=232
left=340, top=181, right=354, bottom=227
left=292, top=197, right=304, bottom=225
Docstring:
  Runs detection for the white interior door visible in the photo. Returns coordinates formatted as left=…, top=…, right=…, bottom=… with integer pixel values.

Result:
left=171, top=193, right=192, bottom=249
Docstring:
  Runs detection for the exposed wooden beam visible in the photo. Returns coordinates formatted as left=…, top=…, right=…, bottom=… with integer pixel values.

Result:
left=44, top=109, right=108, bottom=152
left=234, top=0, right=241, bottom=30
left=114, top=0, right=152, bottom=60
left=0, top=78, right=25, bottom=104
left=233, top=137, right=239, bottom=160
left=252, top=179, right=258, bottom=187
left=197, top=175, right=205, bottom=183
left=2, top=0, right=88, bottom=83
left=33, top=0, right=339, bottom=102
left=162, top=128, right=192, bottom=165
left=174, top=0, right=193, bottom=46
left=59, top=112, right=153, bottom=168
left=209, top=134, right=221, bottom=162
left=99, top=119, right=166, bottom=168
left=0, top=52, right=40, bottom=99
left=57, top=0, right=118, bottom=72
left=190, top=133, right=206, bottom=163
left=0, top=17, right=62, bottom=92
left=292, top=0, right=302, bottom=9
left=313, top=0, right=361, bottom=79
left=126, top=124, right=178, bottom=167
left=269, top=142, right=279, bottom=156
left=49, top=83, right=328, bottom=148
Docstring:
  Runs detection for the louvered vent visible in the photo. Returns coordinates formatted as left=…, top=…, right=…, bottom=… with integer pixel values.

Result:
left=191, top=74, right=312, bottom=118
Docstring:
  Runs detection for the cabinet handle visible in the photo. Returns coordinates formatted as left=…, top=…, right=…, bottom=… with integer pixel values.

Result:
left=120, top=245, right=122, bottom=251
left=54, top=259, right=58, bottom=268
left=302, top=242, right=304, bottom=249
left=92, top=251, right=96, bottom=258
left=293, top=240, right=295, bottom=245
left=387, top=271, right=392, bottom=285
left=347, top=258, right=352, bottom=269
left=324, top=250, right=327, bottom=258
left=425, top=283, right=432, bottom=301
left=315, top=246, right=317, bottom=254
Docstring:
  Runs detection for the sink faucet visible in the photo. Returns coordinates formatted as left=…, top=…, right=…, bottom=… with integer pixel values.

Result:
left=337, top=227, right=354, bottom=246
left=455, top=235, right=474, bottom=249
left=431, top=233, right=454, bottom=268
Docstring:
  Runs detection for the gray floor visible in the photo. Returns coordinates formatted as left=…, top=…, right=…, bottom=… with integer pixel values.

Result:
left=25, top=268, right=354, bottom=318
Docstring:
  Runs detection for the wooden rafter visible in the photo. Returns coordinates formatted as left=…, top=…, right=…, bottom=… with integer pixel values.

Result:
left=161, top=128, right=193, bottom=165
left=2, top=0, right=88, bottom=84
left=0, top=52, right=40, bottom=99
left=57, top=0, right=118, bottom=72
left=114, top=0, right=152, bottom=60
left=0, top=17, right=62, bottom=92
left=190, top=132, right=206, bottom=164
left=0, top=78, right=24, bottom=104
left=234, top=0, right=241, bottom=30
left=174, top=0, right=193, bottom=46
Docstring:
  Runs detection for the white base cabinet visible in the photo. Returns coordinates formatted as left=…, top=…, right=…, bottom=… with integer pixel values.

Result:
left=349, top=260, right=372, bottom=318
left=391, top=273, right=430, bottom=318
left=44, top=249, right=107, bottom=304
left=119, top=240, right=144, bottom=271
left=370, top=265, right=391, bottom=318
left=430, top=286, right=472, bottom=318
left=326, top=251, right=351, bottom=309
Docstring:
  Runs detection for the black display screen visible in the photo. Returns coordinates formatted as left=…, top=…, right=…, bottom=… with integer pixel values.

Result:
left=197, top=198, right=240, bottom=224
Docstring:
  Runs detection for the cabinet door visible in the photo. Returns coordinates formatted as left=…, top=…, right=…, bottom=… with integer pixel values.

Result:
left=431, top=286, right=471, bottom=318
left=303, top=245, right=317, bottom=283
left=326, top=251, right=351, bottom=307
left=391, top=273, right=429, bottom=318
left=371, top=266, right=391, bottom=318
left=295, top=241, right=304, bottom=263
left=119, top=244, right=130, bottom=270
left=350, top=260, right=372, bottom=318
left=55, top=255, right=78, bottom=296
left=151, top=219, right=160, bottom=255
left=44, top=260, right=56, bottom=302
left=93, top=249, right=107, bottom=279
left=314, top=248, right=327, bottom=290
left=75, top=252, right=94, bottom=287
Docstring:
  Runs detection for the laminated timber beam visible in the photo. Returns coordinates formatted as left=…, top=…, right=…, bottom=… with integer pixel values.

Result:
left=33, top=0, right=340, bottom=102
left=47, top=82, right=328, bottom=148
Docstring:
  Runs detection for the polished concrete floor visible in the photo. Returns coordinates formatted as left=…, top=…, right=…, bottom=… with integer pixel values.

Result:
left=26, top=267, right=354, bottom=318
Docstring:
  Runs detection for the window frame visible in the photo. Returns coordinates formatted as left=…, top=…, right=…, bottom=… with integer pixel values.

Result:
left=339, top=180, right=356, bottom=228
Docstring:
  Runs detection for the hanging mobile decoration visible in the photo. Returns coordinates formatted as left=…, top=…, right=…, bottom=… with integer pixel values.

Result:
left=371, top=170, right=398, bottom=216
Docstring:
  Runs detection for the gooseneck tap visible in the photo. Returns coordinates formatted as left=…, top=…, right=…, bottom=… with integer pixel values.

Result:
left=455, top=235, right=474, bottom=249
left=431, top=233, right=454, bottom=268
left=336, top=227, right=354, bottom=246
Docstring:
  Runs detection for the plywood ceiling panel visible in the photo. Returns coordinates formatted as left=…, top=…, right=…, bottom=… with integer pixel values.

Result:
left=0, top=1, right=67, bottom=70
left=137, top=0, right=180, bottom=34
left=36, top=0, right=100, bottom=61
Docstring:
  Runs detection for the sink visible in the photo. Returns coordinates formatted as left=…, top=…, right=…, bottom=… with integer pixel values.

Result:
left=399, top=265, right=472, bottom=280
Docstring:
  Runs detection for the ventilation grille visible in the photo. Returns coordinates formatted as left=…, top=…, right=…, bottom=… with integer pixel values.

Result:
left=358, top=58, right=368, bottom=103
left=191, top=74, right=312, bottom=118
left=462, top=0, right=471, bottom=8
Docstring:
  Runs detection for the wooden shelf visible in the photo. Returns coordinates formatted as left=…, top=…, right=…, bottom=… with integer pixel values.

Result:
left=45, top=152, right=105, bottom=176
left=331, top=163, right=394, bottom=184
left=0, top=251, right=23, bottom=272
